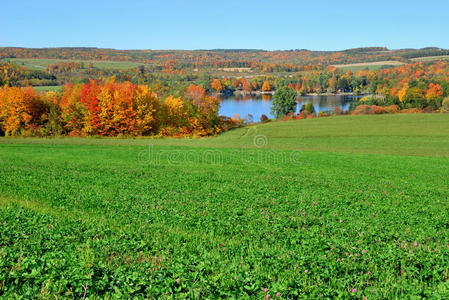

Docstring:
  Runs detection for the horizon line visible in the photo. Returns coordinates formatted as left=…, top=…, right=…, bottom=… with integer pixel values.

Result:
left=0, top=45, right=447, bottom=52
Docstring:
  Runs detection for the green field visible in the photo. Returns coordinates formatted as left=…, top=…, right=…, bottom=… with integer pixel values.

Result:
left=32, top=85, right=63, bottom=92
left=411, top=55, right=449, bottom=62
left=2, top=58, right=147, bottom=70
left=332, top=61, right=404, bottom=72
left=1, top=114, right=449, bottom=298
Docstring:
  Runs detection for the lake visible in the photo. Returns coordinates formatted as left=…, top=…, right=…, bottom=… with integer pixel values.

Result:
left=219, top=94, right=358, bottom=121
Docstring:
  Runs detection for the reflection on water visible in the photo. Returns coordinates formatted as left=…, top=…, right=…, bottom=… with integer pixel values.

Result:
left=218, top=94, right=358, bottom=121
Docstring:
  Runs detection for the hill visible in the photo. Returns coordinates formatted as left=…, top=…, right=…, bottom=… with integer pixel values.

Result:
left=1, top=113, right=449, bottom=298
left=2, top=46, right=449, bottom=69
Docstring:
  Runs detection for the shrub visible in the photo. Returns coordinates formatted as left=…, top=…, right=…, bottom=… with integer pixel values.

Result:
left=352, top=105, right=387, bottom=115
left=371, top=105, right=387, bottom=114
left=300, top=101, right=316, bottom=116
left=384, top=105, right=400, bottom=114
left=333, top=107, right=344, bottom=116
left=423, top=106, right=436, bottom=113
left=306, top=113, right=315, bottom=119
left=442, top=97, right=449, bottom=112
left=399, top=108, right=425, bottom=114
left=260, top=114, right=270, bottom=123
left=295, top=111, right=307, bottom=120
left=318, top=111, right=330, bottom=117
left=351, top=105, right=372, bottom=115
left=281, top=112, right=295, bottom=121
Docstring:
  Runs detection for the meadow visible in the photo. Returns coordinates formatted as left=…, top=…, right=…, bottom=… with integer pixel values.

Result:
left=411, top=55, right=449, bottom=62
left=32, top=85, right=62, bottom=92
left=332, top=61, right=405, bottom=72
left=2, top=58, right=148, bottom=70
left=1, top=114, right=449, bottom=298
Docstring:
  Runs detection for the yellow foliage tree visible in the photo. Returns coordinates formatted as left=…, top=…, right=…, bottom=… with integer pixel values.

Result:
left=134, top=85, right=161, bottom=135
left=397, top=85, right=408, bottom=102
left=163, top=95, right=188, bottom=128
left=262, top=81, right=271, bottom=92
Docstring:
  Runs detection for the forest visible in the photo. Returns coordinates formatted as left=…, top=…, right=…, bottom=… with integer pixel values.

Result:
left=1, top=47, right=449, bottom=137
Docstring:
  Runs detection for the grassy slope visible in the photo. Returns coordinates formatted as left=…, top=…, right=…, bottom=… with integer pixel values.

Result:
left=1, top=114, right=449, bottom=298
left=4, top=114, right=449, bottom=157
left=32, top=85, right=63, bottom=92
left=411, top=55, right=449, bottom=62
left=332, top=61, right=404, bottom=72
left=2, top=58, right=147, bottom=70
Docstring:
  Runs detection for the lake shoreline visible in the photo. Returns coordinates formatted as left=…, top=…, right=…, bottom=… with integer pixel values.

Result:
left=219, top=93, right=357, bottom=121
left=218, top=90, right=360, bottom=97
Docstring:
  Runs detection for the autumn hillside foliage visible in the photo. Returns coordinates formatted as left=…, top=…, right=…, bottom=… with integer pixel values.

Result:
left=0, top=79, right=237, bottom=137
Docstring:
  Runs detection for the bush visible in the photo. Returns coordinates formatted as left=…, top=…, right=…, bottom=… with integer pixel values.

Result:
left=442, top=97, right=449, bottom=112
left=333, top=107, right=344, bottom=116
left=351, top=105, right=387, bottom=115
left=300, top=101, right=316, bottom=116
left=280, top=112, right=295, bottom=121
left=306, top=113, right=315, bottom=119
left=371, top=106, right=387, bottom=114
left=384, top=105, right=400, bottom=114
left=318, top=111, right=330, bottom=117
left=260, top=114, right=270, bottom=123
left=399, top=108, right=425, bottom=114
left=294, top=111, right=307, bottom=120
left=351, top=105, right=372, bottom=115
left=423, top=106, right=436, bottom=113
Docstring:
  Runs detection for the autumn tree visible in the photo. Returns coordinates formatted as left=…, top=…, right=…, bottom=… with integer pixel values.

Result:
left=403, top=87, right=426, bottom=108
left=184, top=84, right=206, bottom=102
left=134, top=85, right=162, bottom=135
left=211, top=79, right=224, bottom=93
left=242, top=78, right=252, bottom=93
left=426, top=83, right=444, bottom=108
left=271, top=86, right=297, bottom=119
left=232, top=78, right=242, bottom=89
left=163, top=95, right=189, bottom=128
left=60, top=83, right=87, bottom=135
left=0, top=86, right=48, bottom=136
left=262, top=81, right=272, bottom=92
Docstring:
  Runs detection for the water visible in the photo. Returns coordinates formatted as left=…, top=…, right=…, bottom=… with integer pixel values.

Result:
left=219, top=94, right=358, bottom=122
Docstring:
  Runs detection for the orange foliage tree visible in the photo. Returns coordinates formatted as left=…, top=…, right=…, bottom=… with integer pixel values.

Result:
left=0, top=86, right=48, bottom=136
left=262, top=81, right=271, bottom=92
left=211, top=79, right=224, bottom=93
left=426, top=83, right=443, bottom=101
left=0, top=79, right=234, bottom=137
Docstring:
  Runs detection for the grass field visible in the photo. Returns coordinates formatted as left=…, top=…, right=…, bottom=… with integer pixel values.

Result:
left=332, top=61, right=405, bottom=72
left=1, top=114, right=449, bottom=298
left=2, top=58, right=147, bottom=70
left=32, top=85, right=63, bottom=92
left=411, top=55, right=449, bottom=62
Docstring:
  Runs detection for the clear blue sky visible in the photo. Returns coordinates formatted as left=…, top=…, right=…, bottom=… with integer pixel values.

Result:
left=2, top=0, right=448, bottom=51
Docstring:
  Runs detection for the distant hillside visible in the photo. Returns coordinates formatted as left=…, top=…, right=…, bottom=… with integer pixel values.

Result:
left=1, top=47, right=449, bottom=68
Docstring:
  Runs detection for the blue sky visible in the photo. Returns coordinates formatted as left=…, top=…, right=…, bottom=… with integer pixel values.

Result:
left=2, top=0, right=448, bottom=51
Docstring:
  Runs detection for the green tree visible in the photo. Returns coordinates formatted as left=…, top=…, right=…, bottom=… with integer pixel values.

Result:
left=271, top=87, right=297, bottom=118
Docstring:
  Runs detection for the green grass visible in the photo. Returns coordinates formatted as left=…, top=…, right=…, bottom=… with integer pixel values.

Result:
left=2, top=58, right=147, bottom=70
left=411, top=55, right=449, bottom=62
left=333, top=61, right=404, bottom=72
left=1, top=114, right=449, bottom=298
left=337, top=64, right=398, bottom=72
left=4, top=114, right=449, bottom=157
left=32, top=85, right=62, bottom=92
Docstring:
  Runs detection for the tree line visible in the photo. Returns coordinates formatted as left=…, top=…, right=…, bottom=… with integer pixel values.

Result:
left=0, top=79, right=238, bottom=137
